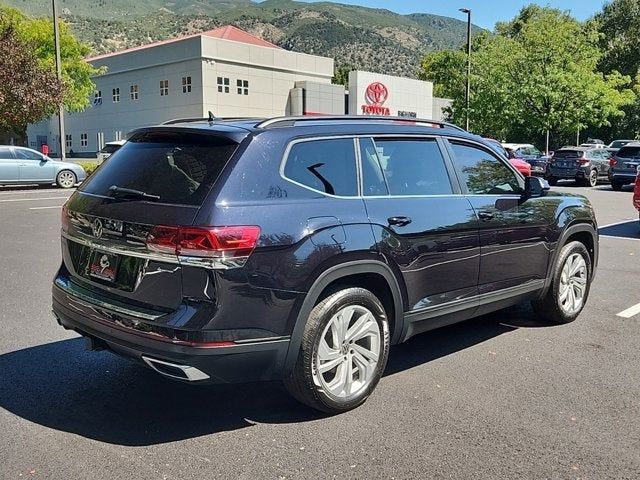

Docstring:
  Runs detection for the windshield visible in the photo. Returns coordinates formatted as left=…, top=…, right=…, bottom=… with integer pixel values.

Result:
left=80, top=131, right=238, bottom=206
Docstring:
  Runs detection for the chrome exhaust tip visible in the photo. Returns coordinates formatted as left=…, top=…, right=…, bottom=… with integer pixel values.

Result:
left=142, top=356, right=210, bottom=382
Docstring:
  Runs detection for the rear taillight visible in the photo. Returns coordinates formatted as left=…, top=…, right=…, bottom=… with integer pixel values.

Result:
left=147, top=225, right=261, bottom=260
left=61, top=204, right=70, bottom=233
left=610, top=157, right=619, bottom=167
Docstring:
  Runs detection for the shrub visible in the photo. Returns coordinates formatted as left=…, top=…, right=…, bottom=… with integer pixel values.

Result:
left=77, top=161, right=99, bottom=176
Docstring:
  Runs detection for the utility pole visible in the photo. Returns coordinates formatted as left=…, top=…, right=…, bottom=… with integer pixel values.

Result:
left=460, top=8, right=472, bottom=132
left=52, top=0, right=65, bottom=160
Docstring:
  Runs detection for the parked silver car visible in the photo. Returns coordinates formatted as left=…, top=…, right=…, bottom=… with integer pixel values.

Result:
left=0, top=146, right=86, bottom=188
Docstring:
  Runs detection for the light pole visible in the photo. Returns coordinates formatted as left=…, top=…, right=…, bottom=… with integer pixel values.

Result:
left=460, top=8, right=471, bottom=132
left=52, top=0, right=65, bottom=160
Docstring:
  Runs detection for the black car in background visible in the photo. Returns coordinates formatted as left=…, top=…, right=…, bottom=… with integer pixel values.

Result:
left=610, top=143, right=640, bottom=191
left=52, top=116, right=599, bottom=413
left=547, top=147, right=612, bottom=187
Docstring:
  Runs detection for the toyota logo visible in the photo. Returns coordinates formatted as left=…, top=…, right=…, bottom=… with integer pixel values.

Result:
left=92, top=218, right=103, bottom=239
left=365, top=82, right=389, bottom=106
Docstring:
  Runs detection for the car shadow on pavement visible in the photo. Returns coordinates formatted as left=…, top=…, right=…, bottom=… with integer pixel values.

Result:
left=0, top=305, right=549, bottom=446
left=598, top=220, right=639, bottom=240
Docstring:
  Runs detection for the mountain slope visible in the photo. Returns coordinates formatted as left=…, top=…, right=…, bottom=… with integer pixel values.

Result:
left=4, top=0, right=481, bottom=78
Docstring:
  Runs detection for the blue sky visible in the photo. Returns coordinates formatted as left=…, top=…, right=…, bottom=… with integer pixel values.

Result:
left=293, top=1, right=608, bottom=29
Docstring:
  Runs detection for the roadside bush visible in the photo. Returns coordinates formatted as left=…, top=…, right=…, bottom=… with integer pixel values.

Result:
left=77, top=161, right=98, bottom=175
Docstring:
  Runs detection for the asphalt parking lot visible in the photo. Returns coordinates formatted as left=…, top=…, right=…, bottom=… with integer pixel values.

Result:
left=0, top=183, right=638, bottom=479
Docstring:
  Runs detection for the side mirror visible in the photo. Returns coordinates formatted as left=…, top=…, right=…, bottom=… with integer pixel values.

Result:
left=523, top=175, right=550, bottom=198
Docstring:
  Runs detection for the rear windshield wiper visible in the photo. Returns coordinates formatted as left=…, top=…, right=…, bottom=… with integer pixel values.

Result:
left=107, top=185, right=160, bottom=201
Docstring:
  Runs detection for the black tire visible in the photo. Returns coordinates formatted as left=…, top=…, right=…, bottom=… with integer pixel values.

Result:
left=56, top=170, right=77, bottom=189
left=284, top=287, right=390, bottom=414
left=532, top=241, right=592, bottom=324
left=611, top=181, right=624, bottom=191
left=547, top=176, right=558, bottom=186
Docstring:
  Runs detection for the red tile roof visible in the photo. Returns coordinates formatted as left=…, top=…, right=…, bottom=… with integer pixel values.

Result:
left=87, top=25, right=280, bottom=62
left=204, top=25, right=280, bottom=49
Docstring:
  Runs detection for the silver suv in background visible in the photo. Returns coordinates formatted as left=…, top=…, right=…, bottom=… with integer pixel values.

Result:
left=0, top=146, right=86, bottom=188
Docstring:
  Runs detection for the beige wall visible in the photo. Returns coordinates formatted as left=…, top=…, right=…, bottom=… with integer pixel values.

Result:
left=27, top=34, right=335, bottom=153
left=200, top=36, right=334, bottom=118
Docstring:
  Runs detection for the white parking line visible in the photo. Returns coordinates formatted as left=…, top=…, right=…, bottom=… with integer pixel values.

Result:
left=0, top=196, right=69, bottom=203
left=0, top=189, right=73, bottom=196
left=598, top=219, right=638, bottom=229
left=617, top=303, right=640, bottom=319
left=29, top=205, right=64, bottom=210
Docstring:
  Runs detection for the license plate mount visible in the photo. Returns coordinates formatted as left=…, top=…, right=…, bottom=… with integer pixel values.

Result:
left=88, top=250, right=119, bottom=283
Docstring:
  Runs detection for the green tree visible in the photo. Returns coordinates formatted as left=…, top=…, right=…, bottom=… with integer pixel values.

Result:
left=592, top=0, right=640, bottom=139
left=0, top=6, right=103, bottom=128
left=420, top=6, right=635, bottom=149
left=0, top=25, right=63, bottom=136
left=332, top=64, right=352, bottom=88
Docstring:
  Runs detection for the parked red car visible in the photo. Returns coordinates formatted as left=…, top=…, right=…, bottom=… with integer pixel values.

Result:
left=483, top=138, right=531, bottom=176
left=509, top=158, right=532, bottom=177
left=633, top=170, right=640, bottom=221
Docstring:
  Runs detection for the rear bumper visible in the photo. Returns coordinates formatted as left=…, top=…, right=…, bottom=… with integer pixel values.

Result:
left=608, top=172, right=637, bottom=184
left=548, top=167, right=587, bottom=179
left=52, top=282, right=290, bottom=384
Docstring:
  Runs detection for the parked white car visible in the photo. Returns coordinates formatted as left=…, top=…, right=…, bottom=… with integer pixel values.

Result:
left=98, top=140, right=126, bottom=164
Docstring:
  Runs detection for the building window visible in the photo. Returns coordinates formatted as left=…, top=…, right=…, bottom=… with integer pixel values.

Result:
left=237, top=79, right=249, bottom=95
left=80, top=133, right=88, bottom=147
left=65, top=134, right=72, bottom=148
left=160, top=80, right=169, bottom=96
left=217, top=77, right=230, bottom=93
left=182, top=76, right=192, bottom=94
left=93, top=90, right=102, bottom=106
left=112, top=88, right=120, bottom=103
left=130, top=84, right=139, bottom=100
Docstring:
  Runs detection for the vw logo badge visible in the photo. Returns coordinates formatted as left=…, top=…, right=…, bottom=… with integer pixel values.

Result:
left=92, top=218, right=104, bottom=239
left=365, top=82, right=389, bottom=106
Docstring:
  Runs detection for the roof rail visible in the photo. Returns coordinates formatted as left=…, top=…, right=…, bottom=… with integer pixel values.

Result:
left=255, top=115, right=465, bottom=131
left=162, top=116, right=265, bottom=126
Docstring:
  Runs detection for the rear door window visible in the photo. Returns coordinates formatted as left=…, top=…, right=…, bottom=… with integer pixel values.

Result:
left=364, top=137, right=453, bottom=196
left=80, top=131, right=239, bottom=206
left=283, top=138, right=358, bottom=196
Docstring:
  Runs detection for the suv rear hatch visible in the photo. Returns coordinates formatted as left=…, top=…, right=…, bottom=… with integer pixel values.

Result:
left=59, top=128, right=246, bottom=312
left=612, top=146, right=640, bottom=175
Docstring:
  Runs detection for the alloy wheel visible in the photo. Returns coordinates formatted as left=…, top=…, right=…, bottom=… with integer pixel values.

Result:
left=313, top=305, right=381, bottom=399
left=558, top=253, right=588, bottom=315
left=58, top=171, right=75, bottom=188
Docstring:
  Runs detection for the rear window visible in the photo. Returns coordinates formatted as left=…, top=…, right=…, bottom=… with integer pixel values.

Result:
left=80, top=131, right=238, bottom=206
left=617, top=146, right=640, bottom=159
left=554, top=150, right=584, bottom=159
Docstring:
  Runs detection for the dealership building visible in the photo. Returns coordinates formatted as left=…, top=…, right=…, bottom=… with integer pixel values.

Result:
left=27, top=26, right=450, bottom=156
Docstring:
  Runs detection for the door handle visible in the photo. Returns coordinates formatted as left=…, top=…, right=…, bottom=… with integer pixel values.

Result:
left=478, top=211, right=495, bottom=221
left=388, top=216, right=412, bottom=227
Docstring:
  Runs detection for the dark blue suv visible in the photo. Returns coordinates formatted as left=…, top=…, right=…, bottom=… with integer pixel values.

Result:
left=52, top=116, right=599, bottom=413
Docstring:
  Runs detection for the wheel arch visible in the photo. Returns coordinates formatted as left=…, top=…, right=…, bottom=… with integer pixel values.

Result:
left=540, top=220, right=598, bottom=297
left=282, top=260, right=405, bottom=373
